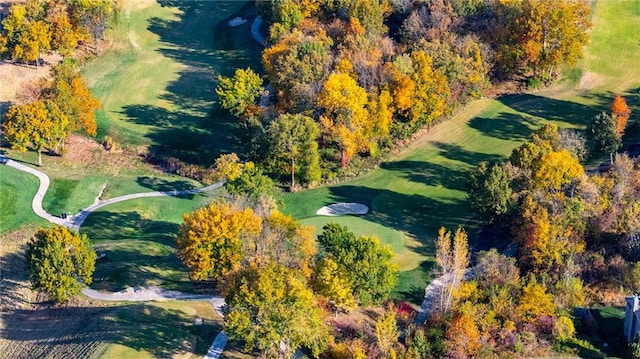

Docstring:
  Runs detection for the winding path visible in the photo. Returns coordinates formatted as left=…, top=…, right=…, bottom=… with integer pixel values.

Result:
left=5, top=158, right=227, bottom=358
left=6, top=159, right=224, bottom=231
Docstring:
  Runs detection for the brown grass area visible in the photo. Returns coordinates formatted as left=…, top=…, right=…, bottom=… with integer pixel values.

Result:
left=0, top=53, right=62, bottom=104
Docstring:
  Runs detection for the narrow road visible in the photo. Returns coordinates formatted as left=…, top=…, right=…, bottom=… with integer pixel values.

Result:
left=5, top=159, right=224, bottom=231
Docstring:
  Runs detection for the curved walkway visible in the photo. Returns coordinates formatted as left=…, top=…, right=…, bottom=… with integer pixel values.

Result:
left=6, top=159, right=227, bottom=358
left=6, top=159, right=224, bottom=231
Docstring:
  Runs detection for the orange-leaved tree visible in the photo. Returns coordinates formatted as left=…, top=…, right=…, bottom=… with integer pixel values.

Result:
left=611, top=94, right=631, bottom=136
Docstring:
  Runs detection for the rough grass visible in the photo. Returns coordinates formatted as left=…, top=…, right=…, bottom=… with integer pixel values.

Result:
left=283, top=0, right=640, bottom=303
left=82, top=194, right=214, bottom=292
left=84, top=0, right=263, bottom=165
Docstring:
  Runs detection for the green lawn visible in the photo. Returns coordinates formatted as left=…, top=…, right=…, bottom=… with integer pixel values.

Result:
left=96, top=301, right=221, bottom=359
left=84, top=0, right=263, bottom=165
left=282, top=0, right=640, bottom=303
left=0, top=166, right=48, bottom=233
left=82, top=194, right=215, bottom=292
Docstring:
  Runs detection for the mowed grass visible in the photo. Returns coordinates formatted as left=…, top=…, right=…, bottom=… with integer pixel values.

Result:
left=0, top=166, right=48, bottom=233
left=283, top=0, right=640, bottom=303
left=84, top=0, right=263, bottom=165
left=82, top=194, right=214, bottom=292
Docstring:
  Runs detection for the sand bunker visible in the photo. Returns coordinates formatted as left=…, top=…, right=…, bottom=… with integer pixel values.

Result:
left=228, top=17, right=247, bottom=27
left=316, top=203, right=369, bottom=216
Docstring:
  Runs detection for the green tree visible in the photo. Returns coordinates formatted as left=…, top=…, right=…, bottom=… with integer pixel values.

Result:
left=175, top=200, right=262, bottom=280
left=589, top=111, right=621, bottom=164
left=215, top=68, right=263, bottom=118
left=224, top=262, right=330, bottom=357
left=267, top=113, right=321, bottom=188
left=317, top=223, right=397, bottom=305
left=226, top=163, right=274, bottom=200
left=27, top=226, right=96, bottom=303
left=468, top=162, right=513, bottom=223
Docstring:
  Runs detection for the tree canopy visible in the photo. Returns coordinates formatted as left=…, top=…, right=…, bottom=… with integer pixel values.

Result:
left=27, top=226, right=97, bottom=303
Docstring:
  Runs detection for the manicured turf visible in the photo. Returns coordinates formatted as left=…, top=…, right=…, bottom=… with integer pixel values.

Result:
left=96, top=301, right=221, bottom=359
left=84, top=0, right=263, bottom=165
left=282, top=0, right=640, bottom=303
left=0, top=166, right=48, bottom=233
left=81, top=194, right=214, bottom=292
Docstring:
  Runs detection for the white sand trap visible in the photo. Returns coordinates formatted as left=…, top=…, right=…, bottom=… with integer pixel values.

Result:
left=316, top=203, right=369, bottom=216
left=228, top=17, right=247, bottom=27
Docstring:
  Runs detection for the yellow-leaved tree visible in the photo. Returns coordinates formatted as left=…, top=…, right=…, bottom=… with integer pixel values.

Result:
left=318, top=72, right=372, bottom=167
left=176, top=201, right=262, bottom=280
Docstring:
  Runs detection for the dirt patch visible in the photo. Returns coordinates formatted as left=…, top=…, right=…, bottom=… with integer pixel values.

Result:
left=44, top=134, right=148, bottom=176
left=0, top=53, right=63, bottom=104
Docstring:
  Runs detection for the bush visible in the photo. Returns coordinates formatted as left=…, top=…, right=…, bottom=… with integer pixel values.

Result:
left=554, top=315, right=576, bottom=341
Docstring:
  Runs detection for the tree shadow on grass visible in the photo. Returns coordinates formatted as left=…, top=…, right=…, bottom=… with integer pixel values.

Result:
left=0, top=304, right=219, bottom=358
left=116, top=1, right=263, bottom=166
left=468, top=111, right=540, bottom=142
left=82, top=210, right=192, bottom=291
left=498, top=93, right=609, bottom=128
left=136, top=175, right=197, bottom=193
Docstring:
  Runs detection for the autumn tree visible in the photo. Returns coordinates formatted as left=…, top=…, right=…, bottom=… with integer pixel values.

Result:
left=214, top=153, right=245, bottom=181
left=74, top=0, right=114, bottom=52
left=224, top=262, right=330, bottom=357
left=27, top=226, right=96, bottom=303
left=314, top=257, right=356, bottom=311
left=2, top=100, right=63, bottom=166
left=318, top=72, right=372, bottom=167
left=246, top=209, right=317, bottom=278
left=375, top=309, right=399, bottom=358
left=266, top=113, right=321, bottom=188
left=0, top=1, right=51, bottom=68
left=216, top=68, right=263, bottom=119
left=532, top=150, right=583, bottom=191
left=468, top=162, right=513, bottom=223
left=317, top=223, right=397, bottom=305
left=46, top=60, right=99, bottom=138
left=445, top=311, right=481, bottom=357
left=589, top=111, right=621, bottom=164
left=45, top=1, right=79, bottom=57
left=611, top=94, right=631, bottom=136
left=435, top=226, right=469, bottom=313
left=519, top=0, right=591, bottom=80
left=175, top=200, right=262, bottom=280
left=516, top=277, right=556, bottom=324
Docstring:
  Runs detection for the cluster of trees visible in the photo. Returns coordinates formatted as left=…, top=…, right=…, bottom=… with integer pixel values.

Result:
left=456, top=95, right=638, bottom=355
left=174, top=166, right=397, bottom=356
left=0, top=0, right=115, bottom=65
left=216, top=0, right=590, bottom=186
left=2, top=60, right=100, bottom=166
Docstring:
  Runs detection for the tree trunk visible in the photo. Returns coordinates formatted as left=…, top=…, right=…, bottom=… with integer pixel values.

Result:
left=340, top=150, right=347, bottom=168
left=290, top=158, right=295, bottom=190
left=610, top=152, right=614, bottom=165
left=37, top=149, right=42, bottom=167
